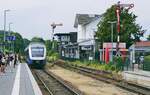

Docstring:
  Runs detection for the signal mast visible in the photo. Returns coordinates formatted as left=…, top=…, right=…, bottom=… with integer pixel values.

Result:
left=51, top=22, right=63, bottom=49
left=115, top=1, right=134, bottom=56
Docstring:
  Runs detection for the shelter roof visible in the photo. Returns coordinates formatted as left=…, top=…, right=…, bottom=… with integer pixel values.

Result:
left=134, top=41, right=150, bottom=47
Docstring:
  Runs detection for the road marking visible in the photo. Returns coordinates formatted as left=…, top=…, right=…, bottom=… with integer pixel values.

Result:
left=11, top=64, right=21, bottom=95
left=25, top=63, right=43, bottom=95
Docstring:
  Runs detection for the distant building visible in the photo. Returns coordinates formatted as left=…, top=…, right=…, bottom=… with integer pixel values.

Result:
left=130, top=41, right=150, bottom=52
left=129, top=41, right=150, bottom=63
left=54, top=33, right=70, bottom=44
left=54, top=32, right=77, bottom=58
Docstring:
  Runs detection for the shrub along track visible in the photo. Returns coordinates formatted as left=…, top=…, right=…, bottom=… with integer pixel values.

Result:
left=32, top=69, right=83, bottom=95
left=54, top=60, right=150, bottom=95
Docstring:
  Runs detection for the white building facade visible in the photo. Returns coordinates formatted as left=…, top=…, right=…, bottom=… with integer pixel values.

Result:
left=74, top=14, right=102, bottom=60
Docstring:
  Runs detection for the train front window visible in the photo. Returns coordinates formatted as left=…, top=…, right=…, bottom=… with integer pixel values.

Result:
left=31, top=47, right=44, bottom=57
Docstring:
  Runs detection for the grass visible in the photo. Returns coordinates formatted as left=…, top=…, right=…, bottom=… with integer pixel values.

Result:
left=65, top=60, right=121, bottom=73
left=64, top=60, right=123, bottom=79
left=46, top=51, right=124, bottom=73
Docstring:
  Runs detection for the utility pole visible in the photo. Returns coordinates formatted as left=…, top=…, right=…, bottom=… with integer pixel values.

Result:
left=50, top=22, right=63, bottom=50
left=115, top=1, right=134, bottom=56
left=108, top=21, right=117, bottom=63
left=3, top=9, right=10, bottom=53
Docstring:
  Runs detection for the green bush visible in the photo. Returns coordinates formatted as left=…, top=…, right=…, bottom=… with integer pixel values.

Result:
left=114, top=57, right=124, bottom=71
left=143, top=55, right=150, bottom=71
left=47, top=51, right=60, bottom=62
left=67, top=60, right=119, bottom=72
left=64, top=57, right=125, bottom=72
left=110, top=65, right=116, bottom=71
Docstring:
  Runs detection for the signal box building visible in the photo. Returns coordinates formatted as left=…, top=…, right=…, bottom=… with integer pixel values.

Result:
left=54, top=32, right=78, bottom=58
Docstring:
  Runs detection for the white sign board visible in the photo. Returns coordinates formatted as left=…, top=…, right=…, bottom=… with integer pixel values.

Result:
left=81, top=46, right=92, bottom=50
left=89, top=56, right=93, bottom=60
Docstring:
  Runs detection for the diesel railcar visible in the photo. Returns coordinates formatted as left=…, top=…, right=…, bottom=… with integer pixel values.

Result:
left=25, top=42, right=46, bottom=68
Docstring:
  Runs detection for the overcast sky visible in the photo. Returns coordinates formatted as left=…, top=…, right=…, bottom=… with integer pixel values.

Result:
left=0, top=0, right=149, bottom=40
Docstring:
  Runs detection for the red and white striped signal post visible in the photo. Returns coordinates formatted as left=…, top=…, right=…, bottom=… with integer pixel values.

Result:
left=115, top=1, right=134, bottom=56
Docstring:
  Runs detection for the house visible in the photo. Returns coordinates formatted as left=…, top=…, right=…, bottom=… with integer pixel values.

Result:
left=74, top=14, right=102, bottom=60
left=55, top=14, right=102, bottom=60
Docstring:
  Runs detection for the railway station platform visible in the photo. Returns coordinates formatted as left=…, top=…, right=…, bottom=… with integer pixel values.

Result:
left=0, top=63, right=42, bottom=95
left=123, top=70, right=150, bottom=88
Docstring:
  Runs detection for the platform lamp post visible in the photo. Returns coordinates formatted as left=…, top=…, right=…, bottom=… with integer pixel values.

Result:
left=50, top=22, right=63, bottom=50
left=94, top=36, right=99, bottom=61
left=108, top=21, right=117, bottom=63
left=9, top=22, right=13, bottom=52
left=3, top=9, right=10, bottom=53
left=92, top=27, right=98, bottom=61
left=9, top=22, right=13, bottom=34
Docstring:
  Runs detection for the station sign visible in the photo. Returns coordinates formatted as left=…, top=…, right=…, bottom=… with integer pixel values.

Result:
left=6, top=36, right=16, bottom=41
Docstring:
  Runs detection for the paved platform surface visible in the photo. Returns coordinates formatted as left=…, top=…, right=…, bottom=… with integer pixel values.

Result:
left=123, top=70, right=150, bottom=88
left=0, top=63, right=42, bottom=95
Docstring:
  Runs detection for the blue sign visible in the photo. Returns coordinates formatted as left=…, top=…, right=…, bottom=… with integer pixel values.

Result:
left=6, top=36, right=16, bottom=41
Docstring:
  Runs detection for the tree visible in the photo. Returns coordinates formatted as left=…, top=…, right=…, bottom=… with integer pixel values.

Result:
left=31, top=37, right=45, bottom=43
left=23, top=38, right=30, bottom=48
left=11, top=32, right=24, bottom=53
left=96, top=5, right=145, bottom=48
left=45, top=40, right=52, bottom=51
left=0, top=30, right=26, bottom=54
left=45, top=40, right=53, bottom=55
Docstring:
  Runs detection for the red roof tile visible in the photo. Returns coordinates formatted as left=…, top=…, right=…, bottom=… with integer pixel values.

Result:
left=135, top=41, right=150, bottom=47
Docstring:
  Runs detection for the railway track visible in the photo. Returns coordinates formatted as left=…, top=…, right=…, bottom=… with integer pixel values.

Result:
left=55, top=61, right=150, bottom=95
left=32, top=69, right=83, bottom=95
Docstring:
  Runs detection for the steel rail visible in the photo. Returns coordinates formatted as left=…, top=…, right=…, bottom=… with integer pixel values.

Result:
left=33, top=70, right=54, bottom=95
left=55, top=62, right=150, bottom=95
left=44, top=70, right=83, bottom=95
left=34, top=69, right=83, bottom=95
